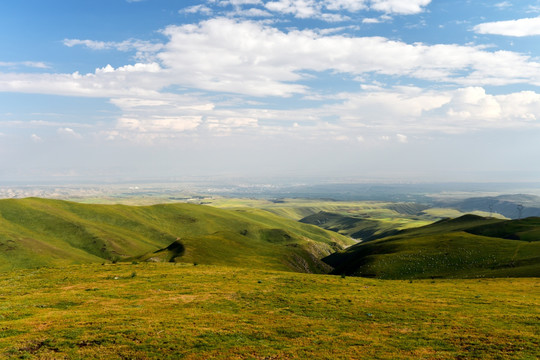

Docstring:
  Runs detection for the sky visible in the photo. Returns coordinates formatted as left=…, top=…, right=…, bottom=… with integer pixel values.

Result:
left=1, top=0, right=540, bottom=183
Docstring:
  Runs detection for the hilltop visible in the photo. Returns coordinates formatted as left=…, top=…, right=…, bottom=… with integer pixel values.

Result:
left=324, top=215, right=540, bottom=279
left=0, top=198, right=353, bottom=273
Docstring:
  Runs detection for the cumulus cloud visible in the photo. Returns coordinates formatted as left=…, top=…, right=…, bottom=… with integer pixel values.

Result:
left=473, top=16, right=540, bottom=37
left=313, top=86, right=540, bottom=138
left=3, top=19, right=540, bottom=100
left=2, top=19, right=540, bottom=142
left=154, top=18, right=540, bottom=96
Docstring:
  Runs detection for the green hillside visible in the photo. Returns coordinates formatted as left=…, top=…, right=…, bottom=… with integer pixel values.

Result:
left=299, top=211, right=400, bottom=241
left=324, top=215, right=540, bottom=279
left=0, top=198, right=353, bottom=273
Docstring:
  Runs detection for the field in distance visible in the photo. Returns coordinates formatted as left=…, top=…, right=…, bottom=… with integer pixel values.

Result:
left=0, top=263, right=538, bottom=359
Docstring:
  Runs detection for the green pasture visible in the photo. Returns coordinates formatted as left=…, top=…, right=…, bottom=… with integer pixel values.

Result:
left=0, top=263, right=537, bottom=359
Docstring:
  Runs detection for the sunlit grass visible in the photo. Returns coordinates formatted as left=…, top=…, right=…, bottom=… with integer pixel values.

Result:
left=0, top=263, right=537, bottom=359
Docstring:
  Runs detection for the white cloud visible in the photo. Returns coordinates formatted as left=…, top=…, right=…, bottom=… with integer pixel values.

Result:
left=265, top=0, right=319, bottom=18
left=370, top=0, right=431, bottom=15
left=362, top=17, right=381, bottom=24
left=64, top=39, right=110, bottom=50
left=317, top=86, right=540, bottom=136
left=2, top=19, right=540, bottom=143
left=206, top=116, right=258, bottom=134
left=396, top=133, right=408, bottom=143
left=227, top=7, right=273, bottom=17
left=1, top=18, right=540, bottom=103
left=1, top=18, right=540, bottom=102
left=63, top=39, right=164, bottom=61
left=31, top=134, right=43, bottom=142
left=181, top=5, right=213, bottom=15
left=0, top=61, right=49, bottom=69
left=263, top=0, right=430, bottom=18
left=155, top=18, right=540, bottom=96
left=473, top=16, right=540, bottom=37
left=226, top=0, right=263, bottom=5
left=325, top=0, right=367, bottom=12
left=118, top=116, right=201, bottom=132
left=494, top=2, right=511, bottom=9
left=57, top=127, right=82, bottom=139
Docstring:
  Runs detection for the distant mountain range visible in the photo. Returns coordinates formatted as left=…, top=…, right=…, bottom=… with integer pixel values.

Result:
left=436, top=194, right=540, bottom=219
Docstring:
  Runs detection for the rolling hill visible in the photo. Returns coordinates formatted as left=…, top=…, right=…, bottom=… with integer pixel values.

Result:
left=299, top=211, right=400, bottom=241
left=0, top=198, right=354, bottom=273
left=323, top=215, right=540, bottom=279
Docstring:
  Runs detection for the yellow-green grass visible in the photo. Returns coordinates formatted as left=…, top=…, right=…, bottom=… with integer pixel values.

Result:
left=0, top=198, right=353, bottom=273
left=0, top=263, right=537, bottom=359
left=423, top=208, right=507, bottom=219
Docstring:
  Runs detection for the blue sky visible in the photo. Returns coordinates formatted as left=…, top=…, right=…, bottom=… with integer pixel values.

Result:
left=1, top=0, right=540, bottom=183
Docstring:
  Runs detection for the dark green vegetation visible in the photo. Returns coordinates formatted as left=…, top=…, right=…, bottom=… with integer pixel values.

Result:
left=0, top=263, right=538, bottom=359
left=325, top=215, right=540, bottom=279
left=0, top=198, right=353, bottom=273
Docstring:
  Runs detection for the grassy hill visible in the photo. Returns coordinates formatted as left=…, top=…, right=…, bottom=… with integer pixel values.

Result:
left=0, top=198, right=353, bottom=273
left=324, top=215, right=540, bottom=279
left=0, top=263, right=537, bottom=359
left=299, top=211, right=400, bottom=241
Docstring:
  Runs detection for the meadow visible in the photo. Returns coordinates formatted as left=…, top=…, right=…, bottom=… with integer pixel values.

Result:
left=0, top=263, right=538, bottom=359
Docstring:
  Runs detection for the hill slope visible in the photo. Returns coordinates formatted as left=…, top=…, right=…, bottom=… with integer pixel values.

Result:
left=323, top=215, right=540, bottom=279
left=299, top=211, right=400, bottom=241
left=0, top=198, right=354, bottom=273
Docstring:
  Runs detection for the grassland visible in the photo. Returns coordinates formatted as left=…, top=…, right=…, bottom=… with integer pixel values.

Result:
left=325, top=215, right=540, bottom=279
left=0, top=263, right=538, bottom=359
left=0, top=198, right=353, bottom=273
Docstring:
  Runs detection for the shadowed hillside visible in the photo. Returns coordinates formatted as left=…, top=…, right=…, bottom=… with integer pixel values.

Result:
left=324, top=215, right=540, bottom=279
left=0, top=198, right=354, bottom=273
